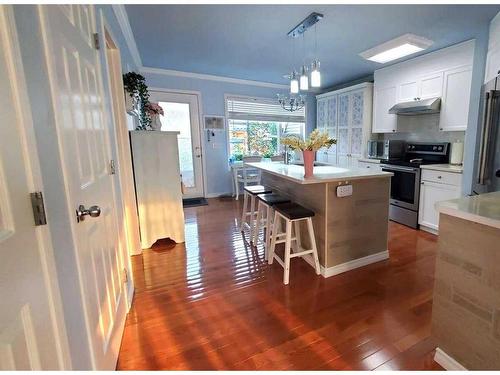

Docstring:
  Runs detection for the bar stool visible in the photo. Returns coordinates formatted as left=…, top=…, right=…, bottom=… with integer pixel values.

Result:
left=268, top=202, right=321, bottom=285
left=239, top=185, right=272, bottom=240
left=253, top=193, right=291, bottom=258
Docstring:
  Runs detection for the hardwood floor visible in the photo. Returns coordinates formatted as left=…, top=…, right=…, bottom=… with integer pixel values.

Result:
left=116, top=198, right=443, bottom=370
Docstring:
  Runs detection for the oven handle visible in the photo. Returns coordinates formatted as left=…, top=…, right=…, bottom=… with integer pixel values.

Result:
left=381, top=165, right=419, bottom=173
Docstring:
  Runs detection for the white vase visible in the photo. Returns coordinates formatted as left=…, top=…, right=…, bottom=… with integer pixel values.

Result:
left=150, top=114, right=162, bottom=131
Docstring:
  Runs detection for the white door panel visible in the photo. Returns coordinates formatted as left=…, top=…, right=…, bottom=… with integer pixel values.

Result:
left=40, top=5, right=126, bottom=369
left=0, top=6, right=67, bottom=370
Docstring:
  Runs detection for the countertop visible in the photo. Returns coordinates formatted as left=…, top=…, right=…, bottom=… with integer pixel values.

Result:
left=358, top=158, right=381, bottom=164
left=247, top=161, right=393, bottom=185
left=437, top=191, right=500, bottom=229
left=420, top=164, right=463, bottom=173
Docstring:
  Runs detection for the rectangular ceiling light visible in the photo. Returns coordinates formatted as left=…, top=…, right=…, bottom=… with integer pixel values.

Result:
left=360, top=33, right=433, bottom=64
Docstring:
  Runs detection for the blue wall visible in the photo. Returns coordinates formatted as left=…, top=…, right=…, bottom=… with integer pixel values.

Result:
left=144, top=71, right=316, bottom=196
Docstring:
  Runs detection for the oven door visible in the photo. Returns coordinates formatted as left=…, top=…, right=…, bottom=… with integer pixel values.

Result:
left=381, top=165, right=421, bottom=211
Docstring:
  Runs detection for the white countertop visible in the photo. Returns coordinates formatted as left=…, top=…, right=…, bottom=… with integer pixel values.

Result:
left=420, top=164, right=463, bottom=174
left=437, top=191, right=500, bottom=230
left=247, top=161, right=393, bottom=185
left=358, top=158, right=381, bottom=164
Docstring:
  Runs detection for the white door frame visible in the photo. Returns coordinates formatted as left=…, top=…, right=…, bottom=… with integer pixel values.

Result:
left=149, top=87, right=207, bottom=198
left=0, top=4, right=70, bottom=369
left=99, top=10, right=141, bottom=263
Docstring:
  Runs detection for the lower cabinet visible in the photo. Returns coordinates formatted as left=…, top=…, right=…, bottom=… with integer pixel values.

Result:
left=357, top=160, right=382, bottom=171
left=418, top=170, right=462, bottom=233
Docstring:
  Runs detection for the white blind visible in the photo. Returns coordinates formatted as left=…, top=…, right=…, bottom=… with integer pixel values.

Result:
left=226, top=96, right=305, bottom=123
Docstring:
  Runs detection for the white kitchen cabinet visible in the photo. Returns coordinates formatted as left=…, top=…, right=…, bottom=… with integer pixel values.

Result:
left=373, top=40, right=474, bottom=133
left=358, top=160, right=382, bottom=171
left=420, top=72, right=444, bottom=99
left=372, top=85, right=397, bottom=133
left=439, top=65, right=473, bottom=131
left=397, top=72, right=443, bottom=103
left=397, top=79, right=419, bottom=102
left=418, top=170, right=462, bottom=233
left=317, top=82, right=373, bottom=165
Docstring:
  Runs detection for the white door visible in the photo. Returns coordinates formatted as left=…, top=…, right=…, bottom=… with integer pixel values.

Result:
left=149, top=91, right=204, bottom=198
left=397, top=80, right=419, bottom=102
left=39, top=5, right=127, bottom=369
left=419, top=72, right=443, bottom=99
left=0, top=6, right=67, bottom=370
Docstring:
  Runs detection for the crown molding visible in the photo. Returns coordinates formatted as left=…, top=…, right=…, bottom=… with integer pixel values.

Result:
left=141, top=66, right=289, bottom=90
left=112, top=4, right=142, bottom=69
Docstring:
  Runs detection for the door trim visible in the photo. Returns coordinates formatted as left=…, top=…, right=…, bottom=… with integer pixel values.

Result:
left=149, top=87, right=207, bottom=198
left=100, top=11, right=141, bottom=278
left=0, top=5, right=71, bottom=368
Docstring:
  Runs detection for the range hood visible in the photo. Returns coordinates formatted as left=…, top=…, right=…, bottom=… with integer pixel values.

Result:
left=388, top=97, right=441, bottom=116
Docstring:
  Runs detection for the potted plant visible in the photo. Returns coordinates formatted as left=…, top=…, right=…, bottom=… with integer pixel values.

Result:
left=145, top=102, right=164, bottom=131
left=281, top=129, right=336, bottom=177
left=123, top=72, right=151, bottom=130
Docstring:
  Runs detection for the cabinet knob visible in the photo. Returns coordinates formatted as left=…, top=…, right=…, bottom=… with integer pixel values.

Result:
left=440, top=128, right=443, bottom=131
left=392, top=129, right=395, bottom=132
left=437, top=176, right=442, bottom=179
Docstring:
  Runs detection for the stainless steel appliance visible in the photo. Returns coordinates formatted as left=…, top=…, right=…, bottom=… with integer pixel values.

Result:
left=381, top=142, right=450, bottom=228
left=367, top=139, right=406, bottom=160
left=388, top=97, right=441, bottom=115
left=474, top=73, right=500, bottom=194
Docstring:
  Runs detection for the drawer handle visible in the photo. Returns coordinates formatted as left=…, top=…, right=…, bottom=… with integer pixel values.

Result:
left=437, top=176, right=442, bottom=179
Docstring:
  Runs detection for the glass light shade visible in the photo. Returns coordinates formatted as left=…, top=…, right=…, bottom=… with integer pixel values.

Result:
left=300, top=73, right=309, bottom=91
left=290, top=78, right=299, bottom=94
left=311, top=69, right=321, bottom=88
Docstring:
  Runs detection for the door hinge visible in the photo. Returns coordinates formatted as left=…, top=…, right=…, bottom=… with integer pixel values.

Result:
left=109, top=159, right=116, bottom=175
left=30, top=192, right=47, bottom=226
left=93, top=33, right=100, bottom=50
left=122, top=268, right=128, bottom=284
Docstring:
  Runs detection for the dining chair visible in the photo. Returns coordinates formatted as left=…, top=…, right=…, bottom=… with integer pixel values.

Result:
left=235, top=156, right=262, bottom=200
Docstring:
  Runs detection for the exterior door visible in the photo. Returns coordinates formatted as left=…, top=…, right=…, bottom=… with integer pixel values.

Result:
left=149, top=91, right=204, bottom=198
left=0, top=6, right=67, bottom=370
left=39, top=5, right=127, bottom=369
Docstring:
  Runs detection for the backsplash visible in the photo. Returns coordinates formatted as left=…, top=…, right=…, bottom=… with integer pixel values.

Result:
left=380, top=114, right=465, bottom=143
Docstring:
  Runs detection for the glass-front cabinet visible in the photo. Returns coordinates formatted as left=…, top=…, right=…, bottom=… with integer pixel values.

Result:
left=316, top=82, right=373, bottom=166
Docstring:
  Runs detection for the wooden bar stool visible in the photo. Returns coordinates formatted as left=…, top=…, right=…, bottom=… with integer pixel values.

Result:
left=253, top=193, right=291, bottom=259
left=268, top=202, right=321, bottom=285
left=239, top=185, right=272, bottom=240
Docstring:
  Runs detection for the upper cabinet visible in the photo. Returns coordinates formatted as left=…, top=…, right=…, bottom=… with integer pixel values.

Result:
left=373, top=40, right=475, bottom=133
left=439, top=65, right=472, bottom=131
left=485, top=12, right=500, bottom=83
left=317, top=82, right=373, bottom=166
left=373, top=85, right=397, bottom=133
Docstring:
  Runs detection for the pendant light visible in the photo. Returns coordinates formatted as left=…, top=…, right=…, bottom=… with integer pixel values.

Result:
left=290, top=71, right=299, bottom=94
left=310, top=24, right=321, bottom=88
left=311, top=59, right=321, bottom=88
left=299, top=34, right=309, bottom=91
left=300, top=65, right=309, bottom=91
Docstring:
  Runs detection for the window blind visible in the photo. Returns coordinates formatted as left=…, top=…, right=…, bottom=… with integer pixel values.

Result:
left=226, top=96, right=305, bottom=123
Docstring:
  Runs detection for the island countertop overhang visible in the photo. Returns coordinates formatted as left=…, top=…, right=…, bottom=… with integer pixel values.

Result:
left=246, top=162, right=393, bottom=184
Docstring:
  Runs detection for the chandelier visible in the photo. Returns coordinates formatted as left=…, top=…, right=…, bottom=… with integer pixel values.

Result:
left=277, top=94, right=306, bottom=112
left=278, top=12, right=323, bottom=112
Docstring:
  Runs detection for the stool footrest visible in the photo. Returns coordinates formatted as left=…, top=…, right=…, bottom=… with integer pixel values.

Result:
left=290, top=249, right=314, bottom=258
left=273, top=254, right=285, bottom=268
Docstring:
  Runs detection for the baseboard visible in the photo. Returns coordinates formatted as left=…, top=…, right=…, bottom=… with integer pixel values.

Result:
left=303, top=250, right=389, bottom=278
left=205, top=192, right=232, bottom=198
left=126, top=283, right=135, bottom=312
left=434, top=347, right=467, bottom=371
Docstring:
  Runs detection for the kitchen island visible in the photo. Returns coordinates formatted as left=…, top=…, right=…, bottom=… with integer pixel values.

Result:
left=247, top=162, right=393, bottom=277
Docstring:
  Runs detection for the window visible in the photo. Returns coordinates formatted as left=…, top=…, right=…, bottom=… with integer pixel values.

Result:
left=226, top=96, right=305, bottom=160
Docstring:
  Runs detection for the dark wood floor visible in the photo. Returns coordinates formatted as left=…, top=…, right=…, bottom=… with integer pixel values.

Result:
left=117, top=198, right=443, bottom=370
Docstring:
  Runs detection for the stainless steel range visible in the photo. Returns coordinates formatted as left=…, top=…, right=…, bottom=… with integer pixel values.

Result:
left=380, top=142, right=450, bottom=228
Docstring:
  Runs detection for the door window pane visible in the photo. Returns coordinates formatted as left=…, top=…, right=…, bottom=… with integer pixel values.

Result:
left=158, top=101, right=195, bottom=188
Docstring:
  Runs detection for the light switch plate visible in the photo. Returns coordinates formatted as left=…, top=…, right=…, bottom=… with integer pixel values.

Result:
left=336, top=184, right=353, bottom=197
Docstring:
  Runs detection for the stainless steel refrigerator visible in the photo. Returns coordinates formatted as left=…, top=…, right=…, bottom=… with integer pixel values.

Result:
left=474, top=73, right=500, bottom=194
